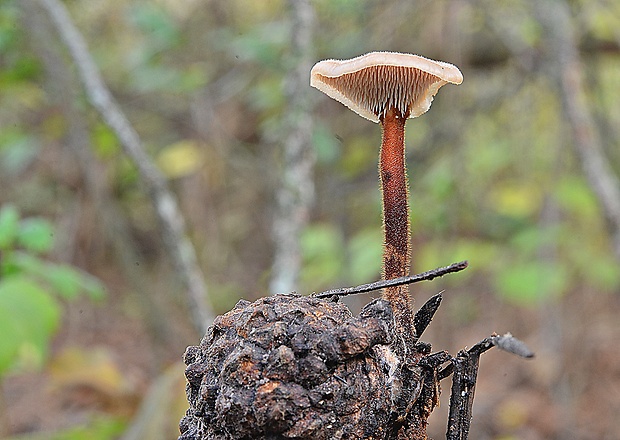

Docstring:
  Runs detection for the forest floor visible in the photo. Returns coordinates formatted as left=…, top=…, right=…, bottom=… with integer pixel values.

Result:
left=4, top=273, right=620, bottom=440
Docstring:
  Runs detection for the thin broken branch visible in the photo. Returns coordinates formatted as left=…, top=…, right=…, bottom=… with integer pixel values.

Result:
left=313, top=260, right=468, bottom=299
left=439, top=332, right=534, bottom=381
left=444, top=333, right=533, bottom=440
left=38, top=0, right=214, bottom=333
left=413, top=292, right=443, bottom=340
left=445, top=347, right=480, bottom=440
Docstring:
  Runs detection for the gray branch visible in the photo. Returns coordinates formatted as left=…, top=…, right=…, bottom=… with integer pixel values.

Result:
left=37, top=0, right=214, bottom=333
left=535, top=0, right=620, bottom=259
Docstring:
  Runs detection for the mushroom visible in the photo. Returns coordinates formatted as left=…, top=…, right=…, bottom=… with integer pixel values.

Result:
left=311, top=51, right=462, bottom=344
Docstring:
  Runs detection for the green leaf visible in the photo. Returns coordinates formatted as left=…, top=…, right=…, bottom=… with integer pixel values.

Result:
left=130, top=63, right=184, bottom=94
left=45, top=265, right=83, bottom=300
left=312, top=123, right=341, bottom=165
left=510, top=225, right=560, bottom=255
left=418, top=239, right=499, bottom=279
left=12, top=253, right=106, bottom=301
left=519, top=16, right=542, bottom=47
left=422, top=157, right=455, bottom=202
left=53, top=415, right=126, bottom=440
left=0, top=2, right=19, bottom=53
left=91, top=123, right=119, bottom=159
left=582, top=254, right=620, bottom=291
left=2, top=415, right=126, bottom=440
left=553, top=175, right=599, bottom=220
left=10, top=251, right=46, bottom=274
left=75, top=271, right=106, bottom=301
left=562, top=233, right=620, bottom=292
left=489, top=182, right=543, bottom=219
left=300, top=224, right=344, bottom=289
left=129, top=4, right=180, bottom=49
left=347, top=228, right=382, bottom=284
left=340, top=135, right=374, bottom=178
left=0, top=204, right=19, bottom=249
left=17, top=217, right=54, bottom=253
left=226, top=21, right=288, bottom=67
left=179, top=64, right=209, bottom=92
left=0, top=277, right=61, bottom=375
left=248, top=76, right=284, bottom=111
left=46, top=264, right=106, bottom=301
left=0, top=309, right=21, bottom=376
left=495, top=261, right=568, bottom=306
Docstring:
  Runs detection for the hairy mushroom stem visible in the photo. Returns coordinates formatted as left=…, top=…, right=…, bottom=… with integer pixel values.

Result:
left=380, top=107, right=414, bottom=342
left=310, top=51, right=463, bottom=352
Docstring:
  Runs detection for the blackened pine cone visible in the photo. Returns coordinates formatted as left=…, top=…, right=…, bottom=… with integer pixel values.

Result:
left=179, top=294, right=438, bottom=440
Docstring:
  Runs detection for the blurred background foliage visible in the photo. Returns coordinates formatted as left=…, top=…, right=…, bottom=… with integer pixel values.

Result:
left=1, top=0, right=620, bottom=439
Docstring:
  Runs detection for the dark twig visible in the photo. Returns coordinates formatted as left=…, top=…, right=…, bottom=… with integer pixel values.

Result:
left=414, top=292, right=443, bottom=341
left=419, top=350, right=451, bottom=370
left=445, top=347, right=480, bottom=440
left=442, top=333, right=534, bottom=439
left=439, top=333, right=533, bottom=380
left=313, top=261, right=468, bottom=299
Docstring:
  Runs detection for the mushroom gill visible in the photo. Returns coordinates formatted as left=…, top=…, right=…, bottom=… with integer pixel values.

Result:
left=315, top=66, right=441, bottom=120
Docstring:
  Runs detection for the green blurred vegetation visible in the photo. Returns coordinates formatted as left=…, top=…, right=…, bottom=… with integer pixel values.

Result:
left=5, top=417, right=125, bottom=440
left=0, top=205, right=104, bottom=378
left=1, top=0, right=619, bottom=438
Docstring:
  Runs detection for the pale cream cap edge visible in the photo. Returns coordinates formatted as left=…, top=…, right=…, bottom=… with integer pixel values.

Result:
left=310, top=51, right=463, bottom=122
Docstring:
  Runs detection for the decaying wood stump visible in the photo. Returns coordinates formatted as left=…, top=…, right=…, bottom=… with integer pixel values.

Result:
left=179, top=294, right=449, bottom=439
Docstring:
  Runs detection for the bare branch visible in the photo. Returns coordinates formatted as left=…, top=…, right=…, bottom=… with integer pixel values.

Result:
left=444, top=333, right=534, bottom=439
left=439, top=332, right=534, bottom=381
left=534, top=0, right=620, bottom=260
left=37, top=0, right=214, bottom=333
left=413, top=292, right=443, bottom=340
left=445, top=347, right=480, bottom=440
left=313, top=261, right=468, bottom=299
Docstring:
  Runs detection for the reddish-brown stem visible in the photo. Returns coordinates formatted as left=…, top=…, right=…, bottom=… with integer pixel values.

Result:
left=380, top=108, right=414, bottom=341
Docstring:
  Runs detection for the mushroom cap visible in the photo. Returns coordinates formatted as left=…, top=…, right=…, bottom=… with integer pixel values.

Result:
left=310, top=51, right=463, bottom=123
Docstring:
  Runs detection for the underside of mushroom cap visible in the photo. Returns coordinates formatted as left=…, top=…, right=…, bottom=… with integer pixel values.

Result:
left=310, top=51, right=463, bottom=122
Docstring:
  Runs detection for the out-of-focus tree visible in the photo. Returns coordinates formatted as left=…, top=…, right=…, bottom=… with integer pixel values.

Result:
left=269, top=0, right=316, bottom=295
left=34, top=0, right=214, bottom=334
